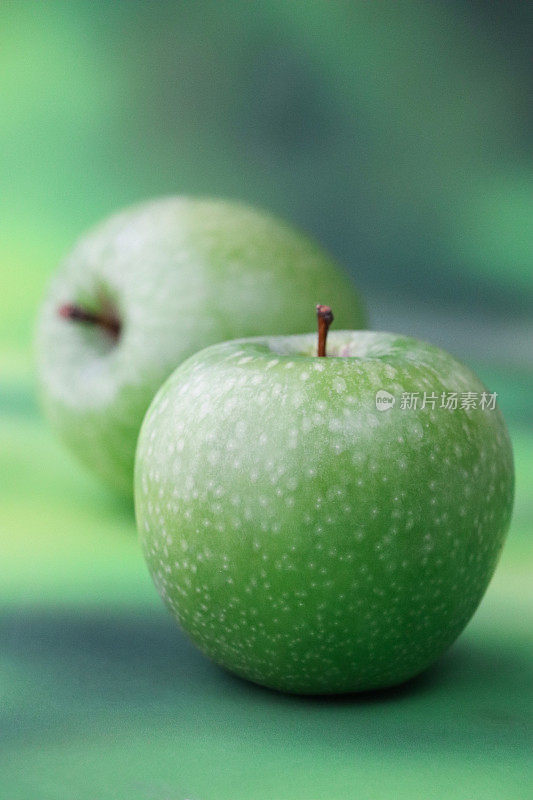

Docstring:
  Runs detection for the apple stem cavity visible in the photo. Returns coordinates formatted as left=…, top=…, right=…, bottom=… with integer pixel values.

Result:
left=316, top=304, right=334, bottom=357
left=58, top=303, right=121, bottom=340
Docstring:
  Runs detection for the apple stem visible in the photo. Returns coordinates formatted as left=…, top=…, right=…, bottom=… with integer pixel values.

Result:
left=316, top=304, right=334, bottom=357
left=58, top=303, right=121, bottom=340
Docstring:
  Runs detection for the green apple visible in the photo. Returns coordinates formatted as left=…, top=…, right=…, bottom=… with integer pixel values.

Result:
left=135, top=312, right=514, bottom=694
left=36, top=198, right=366, bottom=496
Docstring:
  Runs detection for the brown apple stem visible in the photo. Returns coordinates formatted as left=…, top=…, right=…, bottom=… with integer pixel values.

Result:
left=58, top=303, right=121, bottom=339
left=316, top=304, right=334, bottom=357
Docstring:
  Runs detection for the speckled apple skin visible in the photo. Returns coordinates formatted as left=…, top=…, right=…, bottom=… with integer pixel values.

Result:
left=36, top=198, right=366, bottom=496
left=135, top=331, right=514, bottom=694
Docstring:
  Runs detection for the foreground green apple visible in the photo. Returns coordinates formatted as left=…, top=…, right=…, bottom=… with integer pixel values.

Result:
left=36, top=198, right=366, bottom=496
left=135, top=312, right=514, bottom=694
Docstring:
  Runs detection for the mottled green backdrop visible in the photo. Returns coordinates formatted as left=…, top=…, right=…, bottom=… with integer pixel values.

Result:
left=1, top=2, right=531, bottom=799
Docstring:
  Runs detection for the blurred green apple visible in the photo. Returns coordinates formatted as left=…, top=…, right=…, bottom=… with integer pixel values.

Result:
left=36, top=198, right=366, bottom=495
left=135, top=315, right=513, bottom=694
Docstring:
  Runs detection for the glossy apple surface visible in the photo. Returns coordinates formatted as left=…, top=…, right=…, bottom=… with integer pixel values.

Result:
left=36, top=198, right=366, bottom=495
left=135, top=331, right=514, bottom=694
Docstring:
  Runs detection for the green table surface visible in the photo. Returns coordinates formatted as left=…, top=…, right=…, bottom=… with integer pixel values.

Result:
left=1, top=386, right=532, bottom=800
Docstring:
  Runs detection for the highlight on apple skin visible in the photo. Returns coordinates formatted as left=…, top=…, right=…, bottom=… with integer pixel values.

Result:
left=135, top=328, right=514, bottom=695
left=36, top=197, right=366, bottom=496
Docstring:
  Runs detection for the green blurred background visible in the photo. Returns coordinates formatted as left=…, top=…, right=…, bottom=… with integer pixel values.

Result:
left=1, top=2, right=532, bottom=799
